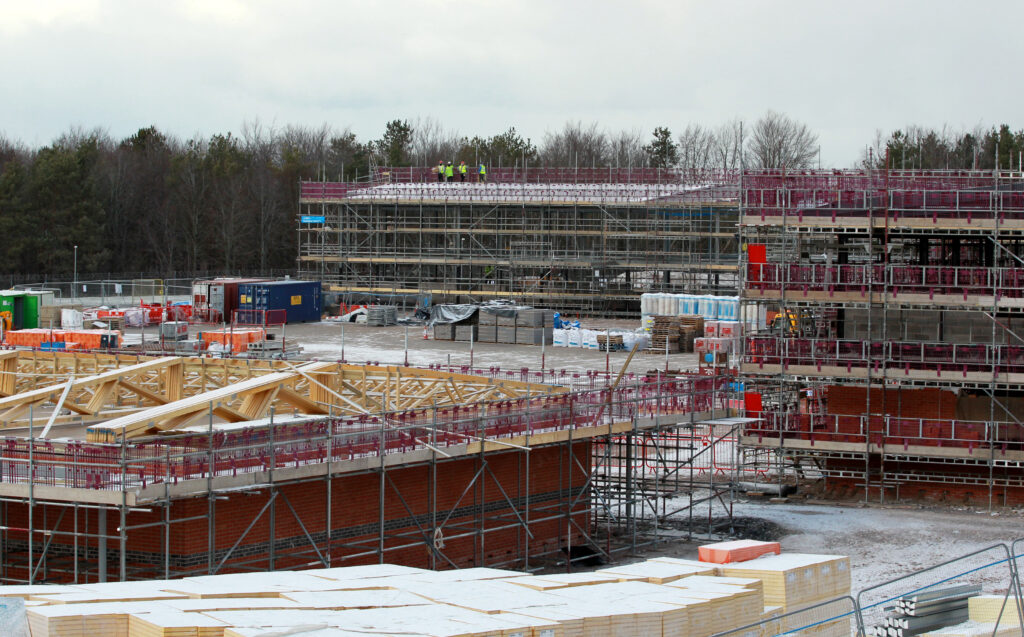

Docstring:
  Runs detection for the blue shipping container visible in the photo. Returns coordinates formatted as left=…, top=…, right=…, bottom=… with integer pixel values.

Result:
left=237, top=281, right=322, bottom=323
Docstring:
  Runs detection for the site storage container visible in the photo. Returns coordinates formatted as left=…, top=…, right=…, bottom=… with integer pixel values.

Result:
left=192, top=278, right=270, bottom=323
left=0, top=291, right=39, bottom=329
left=237, top=280, right=322, bottom=324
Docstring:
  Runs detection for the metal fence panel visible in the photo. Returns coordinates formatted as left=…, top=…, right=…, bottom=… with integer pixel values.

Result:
left=857, top=544, right=1022, bottom=637
left=712, top=595, right=860, bottom=637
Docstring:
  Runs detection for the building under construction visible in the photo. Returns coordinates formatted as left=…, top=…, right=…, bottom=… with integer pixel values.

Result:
left=0, top=349, right=741, bottom=585
left=740, top=169, right=1024, bottom=506
left=297, top=168, right=740, bottom=316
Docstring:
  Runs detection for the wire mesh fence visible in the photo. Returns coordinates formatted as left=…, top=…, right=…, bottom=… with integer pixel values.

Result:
left=857, top=544, right=1022, bottom=637
left=707, top=542, right=1024, bottom=637
left=712, top=596, right=860, bottom=637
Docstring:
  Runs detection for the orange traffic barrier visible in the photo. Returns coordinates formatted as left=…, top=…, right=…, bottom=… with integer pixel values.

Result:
left=200, top=328, right=266, bottom=353
left=3, top=328, right=121, bottom=349
left=698, top=539, right=781, bottom=564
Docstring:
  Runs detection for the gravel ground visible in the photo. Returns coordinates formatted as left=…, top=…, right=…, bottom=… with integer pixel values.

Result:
left=275, top=319, right=701, bottom=374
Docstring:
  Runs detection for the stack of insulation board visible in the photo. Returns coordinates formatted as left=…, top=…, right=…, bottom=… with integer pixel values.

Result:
left=966, top=595, right=1020, bottom=625
left=720, top=553, right=852, bottom=637
left=8, top=555, right=854, bottom=637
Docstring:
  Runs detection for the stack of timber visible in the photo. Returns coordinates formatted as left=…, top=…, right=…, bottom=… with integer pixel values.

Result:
left=365, top=306, right=397, bottom=326
left=596, top=333, right=624, bottom=351
left=679, top=315, right=704, bottom=353
left=650, top=316, right=681, bottom=353
left=867, top=585, right=980, bottom=637
left=7, top=552, right=860, bottom=637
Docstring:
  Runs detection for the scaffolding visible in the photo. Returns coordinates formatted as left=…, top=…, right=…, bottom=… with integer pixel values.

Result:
left=739, top=168, right=1024, bottom=506
left=0, top=350, right=741, bottom=584
left=297, top=169, right=740, bottom=316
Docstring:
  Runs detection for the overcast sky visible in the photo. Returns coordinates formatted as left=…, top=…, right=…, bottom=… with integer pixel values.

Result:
left=1, top=0, right=1020, bottom=167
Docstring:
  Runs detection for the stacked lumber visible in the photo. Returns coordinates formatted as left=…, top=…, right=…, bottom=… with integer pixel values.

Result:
left=679, top=315, right=704, bottom=353
left=867, top=585, right=980, bottom=637
left=13, top=554, right=862, bottom=637
left=699, top=539, right=781, bottom=564
left=650, top=316, right=681, bottom=353
left=596, top=333, right=624, bottom=351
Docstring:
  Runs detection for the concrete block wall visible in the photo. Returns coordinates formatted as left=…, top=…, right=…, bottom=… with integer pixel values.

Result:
left=843, top=309, right=1022, bottom=344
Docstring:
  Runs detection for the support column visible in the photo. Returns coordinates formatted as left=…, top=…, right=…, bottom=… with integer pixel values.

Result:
left=98, top=510, right=107, bottom=583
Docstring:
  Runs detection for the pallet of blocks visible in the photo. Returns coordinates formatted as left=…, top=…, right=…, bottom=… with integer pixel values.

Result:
left=649, top=316, right=681, bottom=353
left=11, top=554, right=863, bottom=637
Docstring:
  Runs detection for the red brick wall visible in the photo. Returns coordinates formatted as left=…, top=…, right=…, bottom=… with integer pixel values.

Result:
left=0, top=441, right=591, bottom=583
left=824, top=385, right=957, bottom=419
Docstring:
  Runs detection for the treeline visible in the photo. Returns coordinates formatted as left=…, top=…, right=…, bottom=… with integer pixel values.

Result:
left=0, top=114, right=1020, bottom=278
left=862, top=124, right=1024, bottom=170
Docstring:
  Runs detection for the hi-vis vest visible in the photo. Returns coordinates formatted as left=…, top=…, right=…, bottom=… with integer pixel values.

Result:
left=445, top=164, right=454, bottom=177
left=479, top=164, right=487, bottom=174
left=459, top=163, right=467, bottom=174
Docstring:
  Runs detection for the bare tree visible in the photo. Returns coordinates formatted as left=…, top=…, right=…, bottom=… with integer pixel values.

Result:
left=170, top=136, right=210, bottom=270
left=242, top=119, right=286, bottom=269
left=607, top=128, right=646, bottom=168
left=410, top=116, right=461, bottom=165
left=677, top=124, right=716, bottom=171
left=748, top=111, right=819, bottom=169
left=278, top=123, right=333, bottom=178
left=540, top=121, right=608, bottom=167
left=712, top=119, right=744, bottom=171
left=859, top=129, right=887, bottom=168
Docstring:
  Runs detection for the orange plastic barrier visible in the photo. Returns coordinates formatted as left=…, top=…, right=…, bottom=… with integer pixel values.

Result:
left=3, top=328, right=121, bottom=349
left=698, top=539, right=781, bottom=564
left=200, top=328, right=266, bottom=353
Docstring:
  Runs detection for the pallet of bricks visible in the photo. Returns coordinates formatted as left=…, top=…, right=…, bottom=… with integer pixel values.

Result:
left=649, top=315, right=681, bottom=353
left=11, top=543, right=855, bottom=637
left=477, top=307, right=552, bottom=345
left=678, top=315, right=704, bottom=353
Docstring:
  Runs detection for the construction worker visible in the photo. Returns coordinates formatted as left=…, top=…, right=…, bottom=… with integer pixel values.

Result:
left=445, top=161, right=454, bottom=182
left=459, top=160, right=467, bottom=182
left=478, top=162, right=487, bottom=183
left=437, top=160, right=444, bottom=183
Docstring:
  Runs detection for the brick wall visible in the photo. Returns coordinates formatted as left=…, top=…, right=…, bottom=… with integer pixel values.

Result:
left=0, top=441, right=591, bottom=583
left=824, top=385, right=957, bottom=420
